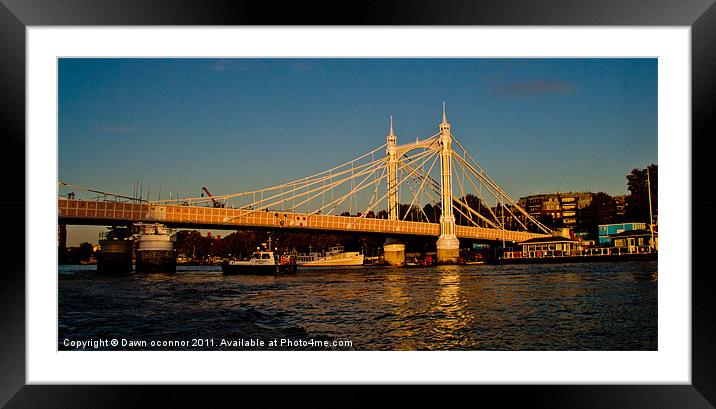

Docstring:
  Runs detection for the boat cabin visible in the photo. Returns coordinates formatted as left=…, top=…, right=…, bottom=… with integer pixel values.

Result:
left=609, top=229, right=657, bottom=253
left=252, top=251, right=274, bottom=260
left=503, top=236, right=581, bottom=259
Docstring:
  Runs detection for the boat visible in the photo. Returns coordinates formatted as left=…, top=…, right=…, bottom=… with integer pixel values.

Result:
left=221, top=237, right=297, bottom=275
left=405, top=257, right=421, bottom=267
left=221, top=250, right=297, bottom=275
left=176, top=254, right=192, bottom=265
left=404, top=255, right=435, bottom=267
left=463, top=254, right=485, bottom=265
left=496, top=251, right=657, bottom=264
left=295, top=245, right=364, bottom=266
left=498, top=234, right=657, bottom=264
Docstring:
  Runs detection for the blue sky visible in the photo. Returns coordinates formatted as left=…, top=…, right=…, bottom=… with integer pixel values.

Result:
left=59, top=58, right=657, bottom=245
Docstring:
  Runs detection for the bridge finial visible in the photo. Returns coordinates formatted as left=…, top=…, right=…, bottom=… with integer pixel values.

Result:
left=387, top=114, right=397, bottom=144
left=439, top=101, right=450, bottom=132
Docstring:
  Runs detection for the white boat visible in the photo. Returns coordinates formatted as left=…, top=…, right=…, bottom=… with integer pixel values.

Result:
left=296, top=245, right=364, bottom=266
left=222, top=251, right=297, bottom=275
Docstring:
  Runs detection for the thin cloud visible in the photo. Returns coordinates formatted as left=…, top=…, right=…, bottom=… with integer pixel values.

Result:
left=499, top=80, right=576, bottom=96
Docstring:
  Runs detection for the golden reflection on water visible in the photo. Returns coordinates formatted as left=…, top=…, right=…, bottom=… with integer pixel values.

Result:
left=384, top=268, right=415, bottom=350
left=430, top=265, right=474, bottom=349
left=59, top=261, right=658, bottom=351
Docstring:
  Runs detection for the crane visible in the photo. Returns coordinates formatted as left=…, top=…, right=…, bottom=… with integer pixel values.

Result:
left=201, top=186, right=225, bottom=208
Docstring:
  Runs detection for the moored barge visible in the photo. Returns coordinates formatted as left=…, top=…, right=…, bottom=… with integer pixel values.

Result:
left=498, top=235, right=657, bottom=264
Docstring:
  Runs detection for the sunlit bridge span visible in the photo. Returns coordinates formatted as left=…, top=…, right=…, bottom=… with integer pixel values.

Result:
left=59, top=106, right=553, bottom=262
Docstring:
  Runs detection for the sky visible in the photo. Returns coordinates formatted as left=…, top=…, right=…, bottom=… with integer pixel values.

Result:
left=58, top=58, right=657, bottom=245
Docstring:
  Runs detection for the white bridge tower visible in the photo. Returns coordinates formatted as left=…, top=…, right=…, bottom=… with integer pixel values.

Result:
left=435, top=103, right=460, bottom=262
left=383, top=115, right=407, bottom=266
left=386, top=115, right=399, bottom=221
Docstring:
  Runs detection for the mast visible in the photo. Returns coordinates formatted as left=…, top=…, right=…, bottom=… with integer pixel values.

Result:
left=501, top=199, right=505, bottom=249
left=647, top=166, right=655, bottom=252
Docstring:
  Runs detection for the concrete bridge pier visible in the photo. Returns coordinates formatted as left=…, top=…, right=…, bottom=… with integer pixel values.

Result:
left=383, top=238, right=405, bottom=266
left=135, top=223, right=176, bottom=273
left=97, top=239, right=133, bottom=273
left=97, top=226, right=133, bottom=274
left=436, top=234, right=460, bottom=264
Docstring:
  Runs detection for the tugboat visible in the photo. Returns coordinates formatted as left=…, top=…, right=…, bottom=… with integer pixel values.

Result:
left=221, top=237, right=297, bottom=275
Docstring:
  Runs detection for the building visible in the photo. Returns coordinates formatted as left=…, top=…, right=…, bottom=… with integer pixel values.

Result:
left=613, top=195, right=627, bottom=218
left=609, top=229, right=657, bottom=253
left=517, top=192, right=594, bottom=230
left=597, top=222, right=647, bottom=244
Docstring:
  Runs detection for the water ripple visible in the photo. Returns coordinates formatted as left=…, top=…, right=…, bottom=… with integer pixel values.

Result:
left=58, top=261, right=657, bottom=350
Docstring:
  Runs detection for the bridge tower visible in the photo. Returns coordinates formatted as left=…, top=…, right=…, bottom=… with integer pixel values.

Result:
left=436, top=103, right=460, bottom=263
left=386, top=115, right=399, bottom=221
left=383, top=115, right=406, bottom=266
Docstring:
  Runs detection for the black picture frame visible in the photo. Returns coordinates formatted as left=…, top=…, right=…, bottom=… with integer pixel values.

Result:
left=1, top=1, right=713, bottom=407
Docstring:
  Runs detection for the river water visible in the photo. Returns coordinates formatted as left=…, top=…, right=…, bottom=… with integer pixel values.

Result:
left=58, top=261, right=657, bottom=351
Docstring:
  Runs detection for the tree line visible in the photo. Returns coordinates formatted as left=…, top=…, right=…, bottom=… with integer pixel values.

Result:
left=173, top=229, right=386, bottom=260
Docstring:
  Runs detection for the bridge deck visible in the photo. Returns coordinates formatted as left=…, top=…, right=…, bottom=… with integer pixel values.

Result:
left=58, top=199, right=548, bottom=243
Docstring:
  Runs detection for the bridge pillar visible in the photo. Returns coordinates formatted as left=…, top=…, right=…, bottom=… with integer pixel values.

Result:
left=436, top=103, right=460, bottom=263
left=97, top=239, right=133, bottom=273
left=383, top=238, right=405, bottom=266
left=135, top=223, right=176, bottom=273
left=386, top=116, right=399, bottom=221
left=58, top=224, right=67, bottom=263
left=436, top=235, right=460, bottom=263
left=97, top=226, right=133, bottom=274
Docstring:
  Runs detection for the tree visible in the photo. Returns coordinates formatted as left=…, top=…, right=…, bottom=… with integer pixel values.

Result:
left=581, top=192, right=617, bottom=236
left=398, top=203, right=422, bottom=221
left=625, top=164, right=657, bottom=223
left=536, top=213, right=563, bottom=230
left=175, top=230, right=203, bottom=258
left=457, top=194, right=496, bottom=227
left=422, top=203, right=436, bottom=223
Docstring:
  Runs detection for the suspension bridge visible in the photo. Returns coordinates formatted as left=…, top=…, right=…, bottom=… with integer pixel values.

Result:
left=58, top=105, right=553, bottom=264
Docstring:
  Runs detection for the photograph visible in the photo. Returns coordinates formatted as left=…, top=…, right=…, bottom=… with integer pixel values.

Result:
left=57, top=57, right=658, bottom=352
left=2, top=1, right=710, bottom=403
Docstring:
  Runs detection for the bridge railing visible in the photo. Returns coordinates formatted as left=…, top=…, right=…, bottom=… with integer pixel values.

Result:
left=58, top=198, right=548, bottom=242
